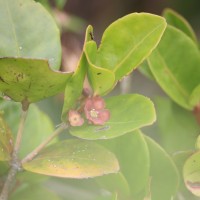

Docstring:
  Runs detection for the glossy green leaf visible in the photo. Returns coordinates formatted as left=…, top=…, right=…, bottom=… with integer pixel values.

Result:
left=145, top=136, right=180, bottom=200
left=95, top=172, right=131, bottom=199
left=98, top=130, right=150, bottom=199
left=183, top=151, right=200, bottom=197
left=10, top=184, right=61, bottom=200
left=91, top=13, right=166, bottom=81
left=85, top=41, right=116, bottom=96
left=0, top=101, right=54, bottom=158
left=163, top=8, right=197, bottom=43
left=148, top=25, right=200, bottom=110
left=69, top=94, right=156, bottom=140
left=0, top=0, right=61, bottom=69
left=0, top=58, right=72, bottom=103
left=190, top=84, right=200, bottom=108
left=0, top=114, right=13, bottom=160
left=23, top=139, right=119, bottom=178
left=61, top=26, right=93, bottom=120
left=155, top=97, right=199, bottom=154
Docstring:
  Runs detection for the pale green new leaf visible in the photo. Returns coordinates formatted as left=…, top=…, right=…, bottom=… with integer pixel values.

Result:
left=93, top=13, right=166, bottom=80
left=85, top=41, right=115, bottom=96
left=61, top=25, right=93, bottom=120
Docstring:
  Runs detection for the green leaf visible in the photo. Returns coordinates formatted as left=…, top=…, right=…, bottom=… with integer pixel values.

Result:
left=95, top=172, right=131, bottom=199
left=0, top=114, right=13, bottom=161
left=0, top=58, right=72, bottom=103
left=148, top=25, right=200, bottom=110
left=0, top=0, right=61, bottom=69
left=0, top=100, right=21, bottom=134
left=183, top=151, right=200, bottom=197
left=163, top=8, right=197, bottom=43
left=98, top=130, right=150, bottom=199
left=61, top=25, right=93, bottom=120
left=20, top=104, right=55, bottom=158
left=69, top=94, right=156, bottom=140
left=90, top=13, right=166, bottom=81
left=84, top=41, right=116, bottom=96
left=10, top=184, right=61, bottom=200
left=145, top=136, right=180, bottom=200
left=155, top=97, right=199, bottom=154
left=0, top=101, right=54, bottom=158
left=61, top=54, right=87, bottom=121
left=190, top=84, right=200, bottom=108
left=23, top=139, right=119, bottom=178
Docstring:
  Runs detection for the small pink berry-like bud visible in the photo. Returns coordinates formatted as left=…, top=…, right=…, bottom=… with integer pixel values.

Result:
left=84, top=96, right=110, bottom=125
left=93, top=96, right=105, bottom=110
left=68, top=110, right=84, bottom=127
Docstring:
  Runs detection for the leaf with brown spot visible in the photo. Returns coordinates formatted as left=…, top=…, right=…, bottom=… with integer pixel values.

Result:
left=0, top=58, right=72, bottom=103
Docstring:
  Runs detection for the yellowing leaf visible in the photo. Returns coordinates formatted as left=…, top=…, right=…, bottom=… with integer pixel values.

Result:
left=23, top=139, right=119, bottom=178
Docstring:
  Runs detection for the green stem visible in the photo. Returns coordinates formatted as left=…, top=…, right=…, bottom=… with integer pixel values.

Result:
left=0, top=107, right=29, bottom=200
left=22, top=123, right=68, bottom=164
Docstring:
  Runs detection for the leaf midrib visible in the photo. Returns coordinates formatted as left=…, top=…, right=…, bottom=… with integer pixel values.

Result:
left=113, top=23, right=164, bottom=72
left=156, top=50, right=190, bottom=99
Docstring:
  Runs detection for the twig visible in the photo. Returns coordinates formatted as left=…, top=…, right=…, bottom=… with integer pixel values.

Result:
left=0, top=107, right=29, bottom=200
left=0, top=168, right=17, bottom=200
left=21, top=123, right=68, bottom=164
left=120, top=75, right=132, bottom=94
left=13, top=109, right=28, bottom=155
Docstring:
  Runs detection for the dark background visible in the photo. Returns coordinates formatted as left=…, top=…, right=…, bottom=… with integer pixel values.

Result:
left=65, top=0, right=200, bottom=39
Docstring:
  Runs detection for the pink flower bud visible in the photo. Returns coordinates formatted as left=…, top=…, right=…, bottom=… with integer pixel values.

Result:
left=68, top=110, right=84, bottom=127
left=84, top=96, right=110, bottom=125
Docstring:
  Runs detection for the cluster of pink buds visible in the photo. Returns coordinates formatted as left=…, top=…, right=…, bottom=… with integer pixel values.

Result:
left=68, top=96, right=110, bottom=127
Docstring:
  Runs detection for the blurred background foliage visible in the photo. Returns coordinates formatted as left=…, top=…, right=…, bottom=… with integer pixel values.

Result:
left=31, top=1, right=200, bottom=199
